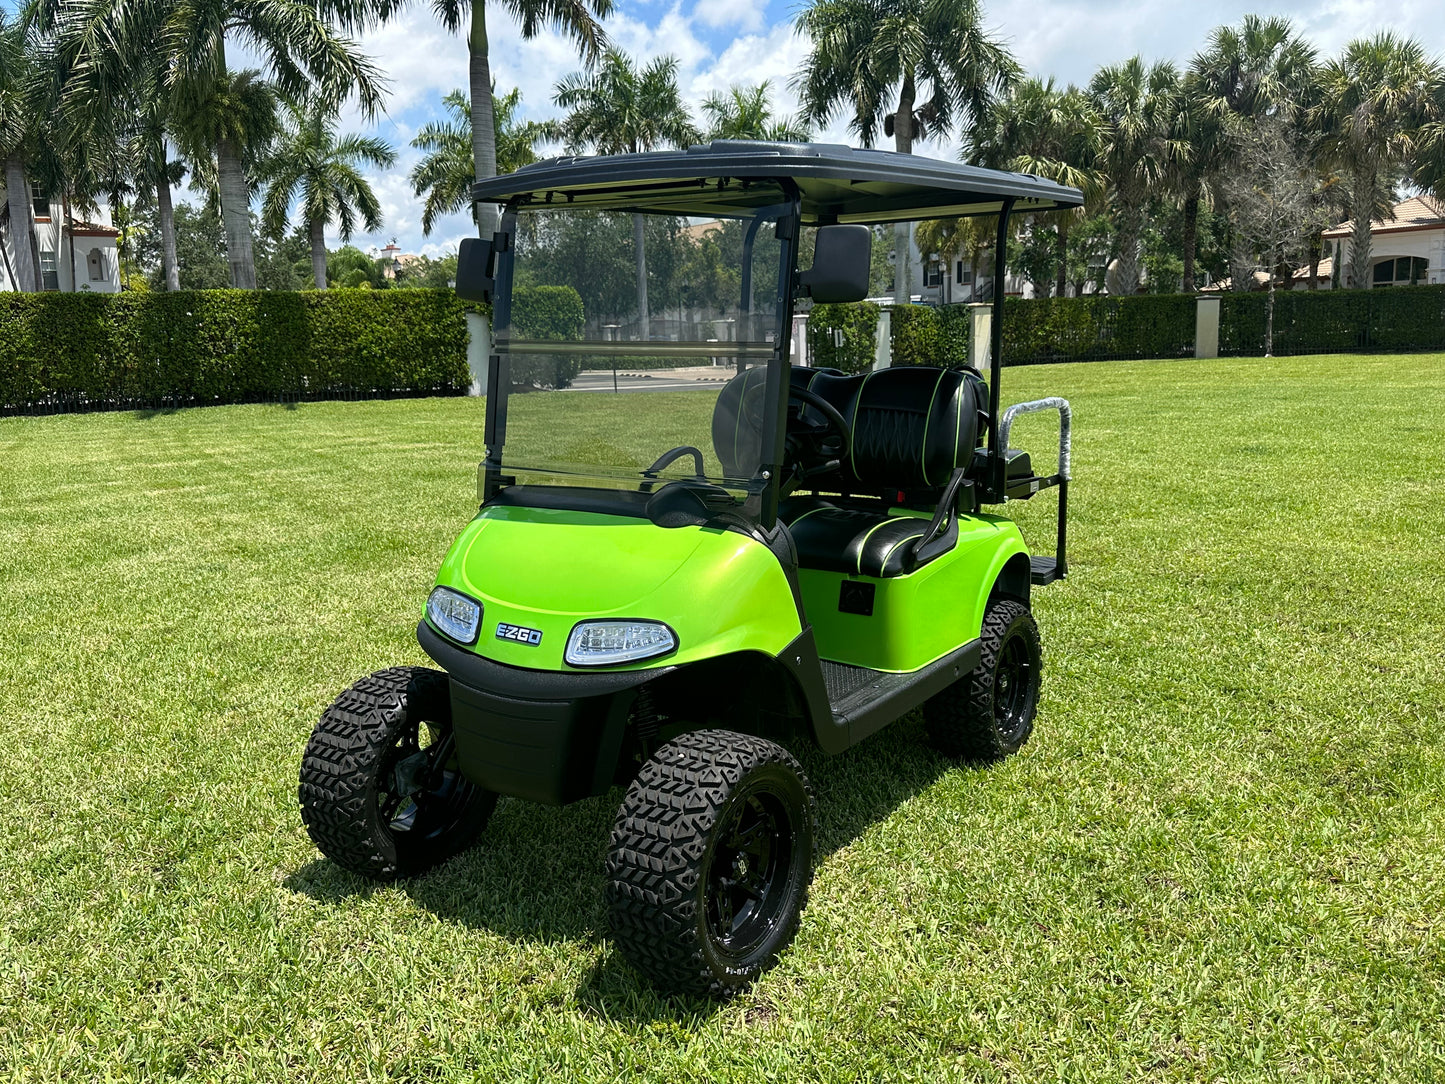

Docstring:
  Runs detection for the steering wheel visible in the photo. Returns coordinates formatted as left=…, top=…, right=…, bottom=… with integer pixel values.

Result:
left=787, top=384, right=852, bottom=452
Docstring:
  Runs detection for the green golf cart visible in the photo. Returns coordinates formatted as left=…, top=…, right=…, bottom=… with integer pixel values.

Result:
left=299, top=141, right=1082, bottom=998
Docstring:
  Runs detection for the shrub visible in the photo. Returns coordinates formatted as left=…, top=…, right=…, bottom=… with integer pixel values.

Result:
left=508, top=285, right=586, bottom=389
left=1001, top=293, right=1196, bottom=364
left=808, top=301, right=879, bottom=373
left=0, top=289, right=471, bottom=413
left=1220, top=285, right=1445, bottom=356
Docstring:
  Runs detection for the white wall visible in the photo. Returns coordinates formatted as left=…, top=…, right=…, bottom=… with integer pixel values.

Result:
left=1329, top=228, right=1445, bottom=289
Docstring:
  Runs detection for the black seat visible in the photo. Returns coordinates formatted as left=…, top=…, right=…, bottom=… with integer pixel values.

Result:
left=713, top=365, right=987, bottom=578
left=781, top=497, right=931, bottom=577
left=790, top=366, right=986, bottom=577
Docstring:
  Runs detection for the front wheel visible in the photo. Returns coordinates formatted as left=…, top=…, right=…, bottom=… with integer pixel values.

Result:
left=606, top=729, right=818, bottom=998
left=298, top=666, right=496, bottom=879
left=924, top=598, right=1042, bottom=761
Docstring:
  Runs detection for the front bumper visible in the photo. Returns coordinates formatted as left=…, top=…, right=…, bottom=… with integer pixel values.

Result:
left=416, top=621, right=672, bottom=805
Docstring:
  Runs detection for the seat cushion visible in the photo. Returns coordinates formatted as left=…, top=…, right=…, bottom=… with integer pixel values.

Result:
left=784, top=499, right=927, bottom=578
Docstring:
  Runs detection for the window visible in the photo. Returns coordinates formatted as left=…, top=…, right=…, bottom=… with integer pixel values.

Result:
left=956, top=261, right=972, bottom=285
left=31, top=185, right=50, bottom=219
left=925, top=262, right=943, bottom=288
left=87, top=248, right=107, bottom=282
left=1372, top=256, right=1429, bottom=287
left=39, top=250, right=59, bottom=291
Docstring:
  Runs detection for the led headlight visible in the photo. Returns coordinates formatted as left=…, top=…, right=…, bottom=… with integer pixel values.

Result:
left=426, top=586, right=482, bottom=644
left=565, top=620, right=677, bottom=667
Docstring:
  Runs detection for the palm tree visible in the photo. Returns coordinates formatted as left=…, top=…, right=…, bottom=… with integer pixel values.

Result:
left=553, top=50, right=701, bottom=337
left=1088, top=56, right=1183, bottom=295
left=0, top=6, right=43, bottom=292
left=793, top=0, right=1018, bottom=300
left=410, top=86, right=550, bottom=236
left=702, top=82, right=811, bottom=142
left=258, top=98, right=395, bottom=289
left=44, top=0, right=387, bottom=290
left=429, top=0, right=611, bottom=241
left=972, top=77, right=1105, bottom=296
left=1316, top=32, right=1442, bottom=289
left=1186, top=15, right=1318, bottom=292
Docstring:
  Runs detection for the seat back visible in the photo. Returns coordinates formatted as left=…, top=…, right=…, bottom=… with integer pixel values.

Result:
left=844, top=366, right=986, bottom=490
left=713, top=364, right=986, bottom=492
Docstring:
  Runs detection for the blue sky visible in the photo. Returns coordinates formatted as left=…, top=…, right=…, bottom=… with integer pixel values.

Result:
left=13, top=0, right=1444, bottom=258
left=331, top=0, right=1445, bottom=258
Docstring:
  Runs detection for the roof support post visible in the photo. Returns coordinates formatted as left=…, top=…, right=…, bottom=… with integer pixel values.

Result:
left=987, top=198, right=1016, bottom=498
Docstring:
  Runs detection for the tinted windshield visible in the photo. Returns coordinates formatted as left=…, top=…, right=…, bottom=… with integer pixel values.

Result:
left=486, top=199, right=794, bottom=499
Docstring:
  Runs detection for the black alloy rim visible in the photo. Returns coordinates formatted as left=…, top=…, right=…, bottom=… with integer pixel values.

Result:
left=993, top=633, right=1036, bottom=741
left=376, top=721, right=476, bottom=842
left=704, top=785, right=796, bottom=958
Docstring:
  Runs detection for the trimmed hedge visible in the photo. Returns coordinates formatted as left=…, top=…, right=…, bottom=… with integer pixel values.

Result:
left=1220, top=285, right=1445, bottom=356
left=1, top=289, right=472, bottom=413
left=808, top=301, right=881, bottom=373
left=891, top=303, right=971, bottom=367
left=1000, top=294, right=1197, bottom=364
left=509, top=285, right=585, bottom=389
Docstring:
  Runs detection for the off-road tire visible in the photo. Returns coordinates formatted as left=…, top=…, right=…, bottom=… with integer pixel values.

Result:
left=606, top=729, right=818, bottom=999
left=924, top=598, right=1042, bottom=762
left=299, top=666, right=496, bottom=879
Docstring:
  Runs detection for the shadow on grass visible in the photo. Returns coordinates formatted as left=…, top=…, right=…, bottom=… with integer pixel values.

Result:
left=284, top=715, right=985, bottom=1023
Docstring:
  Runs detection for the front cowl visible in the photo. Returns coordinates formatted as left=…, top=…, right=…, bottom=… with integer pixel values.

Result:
left=427, top=502, right=801, bottom=671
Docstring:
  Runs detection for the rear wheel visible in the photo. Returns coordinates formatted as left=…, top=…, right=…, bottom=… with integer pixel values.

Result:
left=606, top=729, right=818, bottom=998
left=925, top=598, right=1042, bottom=761
left=299, top=666, right=496, bottom=879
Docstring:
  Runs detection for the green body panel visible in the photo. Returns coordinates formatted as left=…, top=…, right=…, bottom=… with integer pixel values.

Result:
left=802, top=512, right=1029, bottom=672
left=431, top=505, right=803, bottom=671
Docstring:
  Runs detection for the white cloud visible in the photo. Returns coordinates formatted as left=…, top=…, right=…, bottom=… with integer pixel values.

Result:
left=241, top=0, right=1445, bottom=258
left=693, top=0, right=766, bottom=34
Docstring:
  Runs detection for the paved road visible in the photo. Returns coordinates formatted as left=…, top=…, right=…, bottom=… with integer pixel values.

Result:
left=567, top=368, right=732, bottom=394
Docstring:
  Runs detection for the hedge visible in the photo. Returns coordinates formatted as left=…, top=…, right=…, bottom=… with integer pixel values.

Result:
left=807, top=302, right=882, bottom=373
left=1220, top=285, right=1445, bottom=356
left=1, top=289, right=472, bottom=413
left=1000, top=293, right=1197, bottom=364
left=509, top=285, right=585, bottom=389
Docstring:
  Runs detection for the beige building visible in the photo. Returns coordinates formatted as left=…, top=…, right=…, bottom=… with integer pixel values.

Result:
left=0, top=183, right=121, bottom=293
left=1317, top=195, right=1445, bottom=290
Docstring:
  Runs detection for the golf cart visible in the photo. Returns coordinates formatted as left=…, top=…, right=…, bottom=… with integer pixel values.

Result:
left=298, top=142, right=1081, bottom=998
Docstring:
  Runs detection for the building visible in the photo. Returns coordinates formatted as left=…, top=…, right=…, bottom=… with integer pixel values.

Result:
left=0, top=183, right=122, bottom=293
left=1318, top=195, right=1445, bottom=289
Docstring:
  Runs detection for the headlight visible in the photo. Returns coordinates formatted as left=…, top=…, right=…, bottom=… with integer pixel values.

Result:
left=565, top=620, right=677, bottom=667
left=426, top=586, right=482, bottom=644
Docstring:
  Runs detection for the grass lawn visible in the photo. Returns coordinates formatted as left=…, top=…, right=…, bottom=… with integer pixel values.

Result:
left=2, top=353, right=1443, bottom=1082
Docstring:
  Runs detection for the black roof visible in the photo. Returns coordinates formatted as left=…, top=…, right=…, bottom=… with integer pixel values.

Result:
left=471, top=140, right=1083, bottom=225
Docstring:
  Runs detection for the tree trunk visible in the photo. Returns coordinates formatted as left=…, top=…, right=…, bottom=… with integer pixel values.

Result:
left=1306, top=233, right=1321, bottom=292
left=63, top=190, right=77, bottom=291
left=4, top=154, right=39, bottom=292
left=1055, top=216, right=1068, bottom=298
left=215, top=138, right=256, bottom=289
left=1265, top=274, right=1275, bottom=357
left=892, top=72, right=916, bottom=303
left=1109, top=202, right=1143, bottom=296
left=1348, top=165, right=1374, bottom=290
left=469, top=0, right=499, bottom=239
left=1181, top=190, right=1199, bottom=292
left=309, top=216, right=328, bottom=290
left=633, top=213, right=649, bottom=338
left=156, top=149, right=180, bottom=291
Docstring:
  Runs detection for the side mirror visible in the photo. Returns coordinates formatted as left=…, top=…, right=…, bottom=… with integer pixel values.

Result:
left=800, top=224, right=871, bottom=303
left=455, top=237, right=494, bottom=303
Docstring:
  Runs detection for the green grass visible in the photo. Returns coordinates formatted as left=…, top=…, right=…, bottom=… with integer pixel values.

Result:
left=2, top=353, right=1444, bottom=1082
